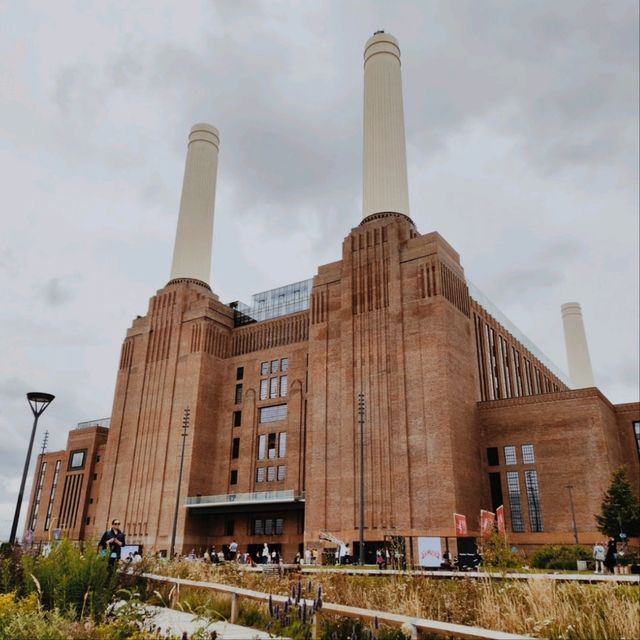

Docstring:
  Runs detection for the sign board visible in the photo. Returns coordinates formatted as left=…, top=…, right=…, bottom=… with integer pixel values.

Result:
left=417, top=536, right=442, bottom=568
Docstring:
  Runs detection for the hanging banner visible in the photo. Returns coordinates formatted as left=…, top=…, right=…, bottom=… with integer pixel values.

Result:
left=496, top=505, right=505, bottom=535
left=454, top=513, right=468, bottom=536
left=480, top=509, right=495, bottom=537
left=417, top=537, right=443, bottom=568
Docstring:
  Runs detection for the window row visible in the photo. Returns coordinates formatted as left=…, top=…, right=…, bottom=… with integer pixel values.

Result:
left=253, top=517, right=284, bottom=535
left=487, top=444, right=535, bottom=466
left=257, top=432, right=286, bottom=460
left=261, top=358, right=289, bottom=376
left=489, top=469, right=543, bottom=532
left=259, top=375, right=288, bottom=400
left=256, top=465, right=286, bottom=483
left=474, top=314, right=560, bottom=401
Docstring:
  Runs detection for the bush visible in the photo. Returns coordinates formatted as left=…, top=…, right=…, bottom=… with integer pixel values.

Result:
left=21, top=539, right=117, bottom=618
left=530, top=545, right=591, bottom=570
left=477, top=534, right=524, bottom=570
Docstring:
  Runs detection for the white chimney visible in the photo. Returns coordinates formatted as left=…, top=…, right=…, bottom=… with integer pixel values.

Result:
left=170, top=123, right=220, bottom=285
left=362, top=31, right=410, bottom=220
left=561, top=302, right=595, bottom=388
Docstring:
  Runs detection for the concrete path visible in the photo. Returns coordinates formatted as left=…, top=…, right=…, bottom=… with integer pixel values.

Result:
left=118, top=602, right=285, bottom=638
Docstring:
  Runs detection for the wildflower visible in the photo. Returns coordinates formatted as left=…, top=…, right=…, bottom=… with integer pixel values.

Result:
left=268, top=594, right=273, bottom=617
left=307, top=580, right=313, bottom=593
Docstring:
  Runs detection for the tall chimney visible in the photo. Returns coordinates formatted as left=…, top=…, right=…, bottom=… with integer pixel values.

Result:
left=170, top=123, right=220, bottom=285
left=561, top=302, right=595, bottom=388
left=362, top=31, right=410, bottom=220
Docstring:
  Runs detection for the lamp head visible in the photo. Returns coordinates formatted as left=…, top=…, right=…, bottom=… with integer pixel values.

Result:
left=27, top=392, right=55, bottom=417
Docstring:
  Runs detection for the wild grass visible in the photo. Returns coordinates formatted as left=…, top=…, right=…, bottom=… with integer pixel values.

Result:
left=146, top=559, right=640, bottom=639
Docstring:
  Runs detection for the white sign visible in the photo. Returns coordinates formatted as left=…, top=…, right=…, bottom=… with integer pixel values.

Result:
left=417, top=536, right=442, bottom=568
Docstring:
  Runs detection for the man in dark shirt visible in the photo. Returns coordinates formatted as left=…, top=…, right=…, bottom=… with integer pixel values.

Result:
left=98, top=519, right=125, bottom=567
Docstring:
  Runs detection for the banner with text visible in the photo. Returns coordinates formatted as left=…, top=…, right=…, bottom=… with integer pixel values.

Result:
left=454, top=513, right=468, bottom=536
left=480, top=509, right=495, bottom=537
left=417, top=536, right=443, bottom=568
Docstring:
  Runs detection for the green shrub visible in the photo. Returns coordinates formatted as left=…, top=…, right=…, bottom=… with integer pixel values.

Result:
left=478, top=533, right=524, bottom=570
left=531, top=545, right=591, bottom=570
left=21, top=539, right=116, bottom=618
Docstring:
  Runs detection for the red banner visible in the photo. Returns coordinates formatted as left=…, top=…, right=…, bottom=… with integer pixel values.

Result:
left=480, top=509, right=495, bottom=537
left=454, top=513, right=468, bottom=536
left=496, top=505, right=505, bottom=535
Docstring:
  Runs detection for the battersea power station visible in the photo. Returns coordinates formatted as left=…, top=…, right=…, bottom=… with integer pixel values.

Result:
left=25, top=33, right=639, bottom=562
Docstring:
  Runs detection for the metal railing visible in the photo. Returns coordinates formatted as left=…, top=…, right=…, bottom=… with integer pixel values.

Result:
left=186, top=490, right=304, bottom=507
left=76, top=417, right=111, bottom=429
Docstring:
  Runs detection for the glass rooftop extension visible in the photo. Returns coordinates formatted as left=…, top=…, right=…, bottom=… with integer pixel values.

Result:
left=227, top=277, right=570, bottom=386
left=229, top=278, right=312, bottom=326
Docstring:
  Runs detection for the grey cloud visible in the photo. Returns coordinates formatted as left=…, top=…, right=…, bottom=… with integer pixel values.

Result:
left=41, top=278, right=74, bottom=307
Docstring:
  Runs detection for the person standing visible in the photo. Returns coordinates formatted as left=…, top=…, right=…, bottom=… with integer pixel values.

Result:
left=262, top=543, right=270, bottom=564
left=592, top=541, right=605, bottom=574
left=98, top=519, right=125, bottom=568
left=604, top=537, right=617, bottom=574
left=229, top=539, right=238, bottom=561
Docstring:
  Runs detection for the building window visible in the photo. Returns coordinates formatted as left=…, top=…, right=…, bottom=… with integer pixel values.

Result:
left=225, top=519, right=235, bottom=536
left=44, top=460, right=61, bottom=531
left=233, top=411, right=242, bottom=428
left=521, top=444, right=535, bottom=464
left=281, top=358, right=289, bottom=372
left=86, top=517, right=91, bottom=525
left=486, top=447, right=499, bottom=467
left=236, top=366, right=244, bottom=381
left=232, top=438, right=240, bottom=459
left=267, top=466, right=276, bottom=482
left=268, top=433, right=277, bottom=459
left=634, top=421, right=640, bottom=458
left=93, top=473, right=98, bottom=481
left=256, top=467, right=265, bottom=483
left=271, top=359, right=279, bottom=374
left=235, top=384, right=243, bottom=405
left=265, top=518, right=274, bottom=534
left=534, top=368, right=542, bottom=394
left=504, top=446, right=517, bottom=465
left=487, top=326, right=500, bottom=399
left=261, top=362, right=269, bottom=376
left=512, top=347, right=523, bottom=397
left=69, top=449, right=86, bottom=470
left=258, top=435, right=266, bottom=460
left=259, top=404, right=288, bottom=424
left=89, top=498, right=94, bottom=504
left=96, top=455, right=101, bottom=463
left=277, top=465, right=286, bottom=481
left=253, top=517, right=284, bottom=536
left=506, top=471, right=525, bottom=532
left=260, top=379, right=269, bottom=401
left=270, top=377, right=278, bottom=399
left=525, top=470, right=543, bottom=532
left=280, top=375, right=288, bottom=397
left=278, top=433, right=287, bottom=458
left=499, top=336, right=512, bottom=398
left=275, top=517, right=284, bottom=534
left=489, top=472, right=503, bottom=512
left=230, top=470, right=238, bottom=485
left=253, top=518, right=264, bottom=535
left=524, top=359, right=533, bottom=395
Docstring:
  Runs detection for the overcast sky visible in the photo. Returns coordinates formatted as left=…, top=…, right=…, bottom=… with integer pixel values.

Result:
left=1, top=1, right=638, bottom=541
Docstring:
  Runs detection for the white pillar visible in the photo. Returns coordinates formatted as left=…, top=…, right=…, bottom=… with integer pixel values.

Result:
left=170, top=123, right=220, bottom=285
left=362, top=31, right=410, bottom=220
left=561, top=302, right=595, bottom=388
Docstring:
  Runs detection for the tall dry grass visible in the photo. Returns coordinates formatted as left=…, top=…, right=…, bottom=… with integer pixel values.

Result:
left=144, top=560, right=640, bottom=639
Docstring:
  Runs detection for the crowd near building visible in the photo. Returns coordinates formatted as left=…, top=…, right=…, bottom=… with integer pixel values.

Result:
left=25, top=32, right=639, bottom=565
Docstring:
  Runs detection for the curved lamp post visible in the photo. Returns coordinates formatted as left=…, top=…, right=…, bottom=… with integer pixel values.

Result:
left=9, top=392, right=55, bottom=545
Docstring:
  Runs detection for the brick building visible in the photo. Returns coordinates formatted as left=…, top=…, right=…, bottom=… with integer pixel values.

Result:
left=24, top=33, right=639, bottom=559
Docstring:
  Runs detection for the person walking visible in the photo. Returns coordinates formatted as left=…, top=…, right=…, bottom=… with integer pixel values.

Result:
left=98, top=519, right=125, bottom=568
left=604, top=537, right=617, bottom=574
left=592, top=541, right=605, bottom=574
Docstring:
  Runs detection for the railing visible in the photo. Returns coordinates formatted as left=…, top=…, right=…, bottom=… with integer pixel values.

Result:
left=76, top=417, right=111, bottom=429
left=141, top=573, right=533, bottom=639
left=186, top=490, right=304, bottom=507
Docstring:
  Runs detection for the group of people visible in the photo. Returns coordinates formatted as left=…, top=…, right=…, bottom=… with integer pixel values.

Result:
left=592, top=538, right=619, bottom=574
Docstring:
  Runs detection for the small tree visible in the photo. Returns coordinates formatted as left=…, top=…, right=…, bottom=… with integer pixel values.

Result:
left=595, top=466, right=640, bottom=540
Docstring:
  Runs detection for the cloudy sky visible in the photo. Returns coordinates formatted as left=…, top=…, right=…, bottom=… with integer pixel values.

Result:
left=0, top=1, right=638, bottom=540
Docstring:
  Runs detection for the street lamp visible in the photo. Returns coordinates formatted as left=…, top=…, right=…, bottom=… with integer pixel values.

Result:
left=9, top=392, right=55, bottom=545
left=170, top=408, right=190, bottom=559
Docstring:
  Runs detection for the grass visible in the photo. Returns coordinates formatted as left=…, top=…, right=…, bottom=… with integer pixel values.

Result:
left=141, top=559, right=640, bottom=640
